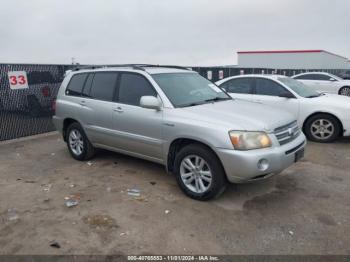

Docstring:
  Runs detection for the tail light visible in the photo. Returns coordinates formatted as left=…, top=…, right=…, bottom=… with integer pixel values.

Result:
left=52, top=99, right=56, bottom=114
left=42, top=86, right=50, bottom=97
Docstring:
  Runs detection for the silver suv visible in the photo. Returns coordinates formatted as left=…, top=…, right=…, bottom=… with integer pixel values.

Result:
left=53, top=65, right=306, bottom=200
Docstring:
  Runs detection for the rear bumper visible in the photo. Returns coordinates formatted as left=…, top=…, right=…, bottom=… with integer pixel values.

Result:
left=52, top=115, right=63, bottom=135
left=216, top=133, right=306, bottom=183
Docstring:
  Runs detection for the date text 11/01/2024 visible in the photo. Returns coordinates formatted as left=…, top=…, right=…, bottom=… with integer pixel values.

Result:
left=127, top=255, right=220, bottom=261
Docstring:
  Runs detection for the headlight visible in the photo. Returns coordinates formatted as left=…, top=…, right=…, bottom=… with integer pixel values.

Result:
left=229, top=131, right=272, bottom=150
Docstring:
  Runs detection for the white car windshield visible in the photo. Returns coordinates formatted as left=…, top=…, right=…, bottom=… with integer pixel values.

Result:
left=152, top=72, right=231, bottom=107
left=278, top=77, right=322, bottom=98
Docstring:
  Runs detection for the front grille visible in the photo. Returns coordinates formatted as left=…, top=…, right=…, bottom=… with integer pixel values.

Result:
left=274, top=121, right=301, bottom=145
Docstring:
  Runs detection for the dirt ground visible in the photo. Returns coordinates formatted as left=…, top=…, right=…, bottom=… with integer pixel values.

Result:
left=0, top=133, right=349, bottom=255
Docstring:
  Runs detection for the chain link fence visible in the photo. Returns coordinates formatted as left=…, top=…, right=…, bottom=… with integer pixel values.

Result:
left=0, top=64, right=347, bottom=141
left=0, top=64, right=71, bottom=141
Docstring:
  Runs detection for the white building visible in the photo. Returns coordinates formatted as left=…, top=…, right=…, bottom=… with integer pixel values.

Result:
left=237, top=50, right=350, bottom=70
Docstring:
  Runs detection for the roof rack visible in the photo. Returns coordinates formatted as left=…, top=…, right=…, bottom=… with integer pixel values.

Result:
left=72, top=64, right=191, bottom=72
left=135, top=64, right=191, bottom=71
left=72, top=64, right=146, bottom=71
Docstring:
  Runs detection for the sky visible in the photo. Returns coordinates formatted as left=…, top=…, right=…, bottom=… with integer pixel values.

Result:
left=0, top=0, right=349, bottom=66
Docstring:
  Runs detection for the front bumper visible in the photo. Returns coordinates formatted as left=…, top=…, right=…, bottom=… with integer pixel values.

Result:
left=216, top=133, right=306, bottom=183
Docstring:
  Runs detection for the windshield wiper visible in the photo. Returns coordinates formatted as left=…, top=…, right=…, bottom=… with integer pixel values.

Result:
left=178, top=97, right=231, bottom=108
left=177, top=101, right=207, bottom=108
left=305, top=94, right=322, bottom=98
left=204, top=97, right=231, bottom=103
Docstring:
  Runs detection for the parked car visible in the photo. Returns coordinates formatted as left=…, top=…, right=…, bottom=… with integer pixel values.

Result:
left=216, top=75, right=350, bottom=143
left=291, top=72, right=350, bottom=96
left=340, top=70, right=350, bottom=80
left=53, top=65, right=306, bottom=200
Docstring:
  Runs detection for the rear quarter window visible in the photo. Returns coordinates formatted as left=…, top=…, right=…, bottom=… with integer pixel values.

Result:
left=65, top=73, right=88, bottom=96
left=220, top=78, right=253, bottom=94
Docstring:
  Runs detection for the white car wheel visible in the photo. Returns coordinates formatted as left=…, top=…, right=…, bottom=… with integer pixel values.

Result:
left=310, top=119, right=334, bottom=140
left=339, top=87, right=350, bottom=96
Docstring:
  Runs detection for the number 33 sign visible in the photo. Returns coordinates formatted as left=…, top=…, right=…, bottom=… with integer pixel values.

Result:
left=8, top=71, right=29, bottom=90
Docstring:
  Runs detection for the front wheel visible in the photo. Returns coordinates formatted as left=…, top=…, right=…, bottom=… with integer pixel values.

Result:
left=339, top=86, right=350, bottom=96
left=174, top=144, right=227, bottom=201
left=66, top=122, right=95, bottom=160
left=304, top=114, right=340, bottom=143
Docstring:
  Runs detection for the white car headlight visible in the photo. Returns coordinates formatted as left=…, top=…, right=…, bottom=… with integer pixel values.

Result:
left=229, top=131, right=272, bottom=150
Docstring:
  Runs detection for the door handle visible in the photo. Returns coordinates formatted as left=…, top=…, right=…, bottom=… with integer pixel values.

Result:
left=79, top=100, right=86, bottom=106
left=113, top=107, right=123, bottom=113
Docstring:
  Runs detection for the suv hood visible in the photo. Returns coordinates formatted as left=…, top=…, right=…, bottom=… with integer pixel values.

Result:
left=180, top=100, right=295, bottom=132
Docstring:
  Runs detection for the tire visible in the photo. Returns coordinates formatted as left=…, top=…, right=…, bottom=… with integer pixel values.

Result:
left=66, top=122, right=95, bottom=161
left=174, top=143, right=227, bottom=201
left=304, top=114, right=340, bottom=143
left=339, top=86, right=350, bottom=97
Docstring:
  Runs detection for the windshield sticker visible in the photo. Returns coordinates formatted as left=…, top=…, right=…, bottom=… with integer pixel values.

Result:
left=208, top=84, right=223, bottom=93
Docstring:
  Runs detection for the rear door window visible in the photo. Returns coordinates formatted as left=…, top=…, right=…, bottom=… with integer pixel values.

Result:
left=90, top=72, right=118, bottom=101
left=81, top=73, right=94, bottom=97
left=118, top=73, right=157, bottom=106
left=220, top=78, right=254, bottom=94
left=65, top=73, right=88, bottom=96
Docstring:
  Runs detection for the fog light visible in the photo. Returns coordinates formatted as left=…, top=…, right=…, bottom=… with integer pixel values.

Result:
left=257, top=159, right=269, bottom=171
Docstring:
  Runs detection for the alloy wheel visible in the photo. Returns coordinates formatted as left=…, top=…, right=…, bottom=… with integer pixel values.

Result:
left=68, top=129, right=84, bottom=156
left=310, top=119, right=334, bottom=140
left=180, top=155, right=212, bottom=194
left=340, top=87, right=350, bottom=96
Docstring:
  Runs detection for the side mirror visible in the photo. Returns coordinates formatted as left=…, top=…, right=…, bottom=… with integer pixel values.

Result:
left=278, top=92, right=295, bottom=99
left=329, top=78, right=336, bottom=82
left=140, top=96, right=162, bottom=110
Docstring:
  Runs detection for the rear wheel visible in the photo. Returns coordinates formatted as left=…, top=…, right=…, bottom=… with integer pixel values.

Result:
left=304, top=114, right=340, bottom=143
left=339, top=86, right=350, bottom=96
left=174, top=144, right=227, bottom=200
left=66, top=122, right=95, bottom=160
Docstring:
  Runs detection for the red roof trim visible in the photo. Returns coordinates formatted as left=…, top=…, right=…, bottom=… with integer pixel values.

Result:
left=237, top=50, right=323, bottom=54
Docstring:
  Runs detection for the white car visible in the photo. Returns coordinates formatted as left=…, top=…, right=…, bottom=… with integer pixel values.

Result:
left=216, top=75, right=350, bottom=143
left=292, top=72, right=350, bottom=96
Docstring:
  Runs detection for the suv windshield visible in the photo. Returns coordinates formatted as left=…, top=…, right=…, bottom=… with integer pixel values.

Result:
left=152, top=72, right=231, bottom=107
left=278, top=77, right=321, bottom=98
